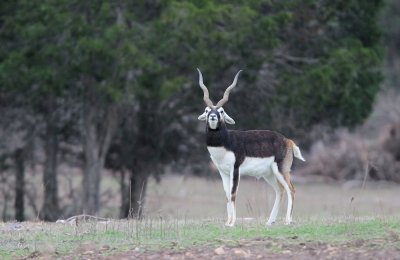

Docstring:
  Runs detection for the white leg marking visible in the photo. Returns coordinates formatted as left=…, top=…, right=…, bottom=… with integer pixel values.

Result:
left=208, top=148, right=236, bottom=226
left=271, top=163, right=293, bottom=225
left=226, top=202, right=235, bottom=227
left=219, top=172, right=232, bottom=226
left=264, top=176, right=282, bottom=226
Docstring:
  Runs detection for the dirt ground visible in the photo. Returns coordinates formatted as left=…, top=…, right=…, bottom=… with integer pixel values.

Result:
left=31, top=237, right=398, bottom=260
left=109, top=241, right=400, bottom=260
left=22, top=237, right=400, bottom=260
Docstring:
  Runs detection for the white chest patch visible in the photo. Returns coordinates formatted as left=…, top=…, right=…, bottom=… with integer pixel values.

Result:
left=239, top=156, right=275, bottom=178
left=207, top=147, right=235, bottom=174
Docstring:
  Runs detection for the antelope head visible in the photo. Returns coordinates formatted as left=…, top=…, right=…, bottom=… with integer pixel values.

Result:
left=197, top=68, right=242, bottom=130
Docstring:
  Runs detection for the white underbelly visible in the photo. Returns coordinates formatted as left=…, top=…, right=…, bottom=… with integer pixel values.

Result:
left=208, top=146, right=275, bottom=178
left=239, top=156, right=275, bottom=178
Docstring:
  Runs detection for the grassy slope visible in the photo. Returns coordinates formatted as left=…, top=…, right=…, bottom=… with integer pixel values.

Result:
left=1, top=217, right=399, bottom=259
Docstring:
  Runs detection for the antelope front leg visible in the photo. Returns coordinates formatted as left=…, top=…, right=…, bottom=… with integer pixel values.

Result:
left=226, top=201, right=234, bottom=227
left=219, top=172, right=232, bottom=226
left=226, top=167, right=240, bottom=227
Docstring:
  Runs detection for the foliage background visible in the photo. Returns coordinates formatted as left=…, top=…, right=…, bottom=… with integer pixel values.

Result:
left=0, top=0, right=398, bottom=221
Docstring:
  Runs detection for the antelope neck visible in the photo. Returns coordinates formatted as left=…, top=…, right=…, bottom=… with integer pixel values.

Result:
left=206, top=124, right=229, bottom=147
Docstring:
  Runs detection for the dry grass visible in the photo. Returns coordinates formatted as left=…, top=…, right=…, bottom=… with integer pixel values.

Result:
left=144, top=175, right=400, bottom=220
left=1, top=175, right=400, bottom=259
left=2, top=172, right=400, bottom=221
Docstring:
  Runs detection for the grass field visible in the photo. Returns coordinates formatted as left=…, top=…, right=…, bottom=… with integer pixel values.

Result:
left=1, top=175, right=400, bottom=259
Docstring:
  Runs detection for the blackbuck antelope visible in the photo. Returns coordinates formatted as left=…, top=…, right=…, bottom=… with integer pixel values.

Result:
left=197, top=68, right=305, bottom=226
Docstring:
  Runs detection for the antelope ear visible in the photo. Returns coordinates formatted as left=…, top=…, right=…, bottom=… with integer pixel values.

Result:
left=224, top=112, right=235, bottom=124
left=198, top=112, right=207, bottom=121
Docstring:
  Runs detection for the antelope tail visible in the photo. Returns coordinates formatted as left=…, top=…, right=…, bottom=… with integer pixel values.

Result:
left=288, top=139, right=306, bottom=162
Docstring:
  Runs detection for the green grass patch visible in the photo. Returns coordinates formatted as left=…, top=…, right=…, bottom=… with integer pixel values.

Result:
left=0, top=217, right=399, bottom=259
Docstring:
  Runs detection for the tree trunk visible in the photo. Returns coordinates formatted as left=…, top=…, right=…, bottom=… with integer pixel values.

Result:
left=119, top=169, right=129, bottom=218
left=82, top=110, right=101, bottom=214
left=2, top=192, right=10, bottom=221
left=14, top=148, right=25, bottom=221
left=129, top=169, right=148, bottom=219
left=82, top=102, right=118, bottom=215
left=119, top=101, right=157, bottom=219
left=0, top=159, right=11, bottom=221
left=40, top=119, right=60, bottom=221
left=120, top=167, right=148, bottom=219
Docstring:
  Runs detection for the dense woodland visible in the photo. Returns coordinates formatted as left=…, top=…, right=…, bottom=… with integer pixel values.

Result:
left=0, top=0, right=397, bottom=221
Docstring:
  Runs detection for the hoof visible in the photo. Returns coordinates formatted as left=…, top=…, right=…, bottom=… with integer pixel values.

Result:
left=266, top=221, right=276, bottom=226
left=284, top=221, right=292, bottom=225
left=225, top=222, right=235, bottom=227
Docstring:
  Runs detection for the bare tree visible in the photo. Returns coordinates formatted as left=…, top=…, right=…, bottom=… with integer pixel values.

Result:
left=81, top=84, right=119, bottom=214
